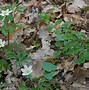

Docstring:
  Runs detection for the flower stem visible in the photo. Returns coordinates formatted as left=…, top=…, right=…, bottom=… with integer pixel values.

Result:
left=8, top=30, right=10, bottom=45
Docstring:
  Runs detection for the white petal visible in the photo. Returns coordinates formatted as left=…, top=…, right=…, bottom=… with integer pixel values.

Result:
left=22, top=73, right=28, bottom=76
left=29, top=66, right=32, bottom=69
left=1, top=45, right=4, bottom=47
left=9, top=10, right=12, bottom=13
left=2, top=10, right=4, bottom=13
left=0, top=39, right=2, bottom=42
left=24, top=65, right=28, bottom=69
left=6, top=9, right=9, bottom=12
left=21, top=68, right=25, bottom=72
left=6, top=13, right=9, bottom=15
left=1, top=14, right=4, bottom=16
left=30, top=70, right=33, bottom=73
left=2, top=41, right=5, bottom=44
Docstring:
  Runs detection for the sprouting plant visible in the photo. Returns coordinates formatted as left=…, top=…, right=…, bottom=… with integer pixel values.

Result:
left=0, top=3, right=26, bottom=44
left=4, top=42, right=31, bottom=66
left=47, top=19, right=89, bottom=65
left=38, top=12, right=50, bottom=24
left=42, top=62, right=57, bottom=80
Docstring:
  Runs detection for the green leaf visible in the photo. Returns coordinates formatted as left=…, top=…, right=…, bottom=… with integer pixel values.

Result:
left=86, top=38, right=89, bottom=43
left=42, top=62, right=57, bottom=72
left=38, top=86, right=44, bottom=90
left=75, top=50, right=87, bottom=65
left=16, top=7, right=26, bottom=13
left=81, top=49, right=89, bottom=61
left=75, top=58, right=85, bottom=65
left=0, top=16, right=3, bottom=20
left=19, top=82, right=27, bottom=90
left=55, top=41, right=62, bottom=47
left=66, top=47, right=81, bottom=55
left=62, top=21, right=73, bottom=28
left=44, top=72, right=56, bottom=80
left=56, top=34, right=75, bottom=41
left=53, top=51, right=61, bottom=56
left=39, top=13, right=50, bottom=23
left=11, top=2, right=17, bottom=10
left=0, top=82, right=7, bottom=89
left=47, top=25, right=54, bottom=32
left=56, top=34, right=65, bottom=41
left=55, top=19, right=62, bottom=25
left=1, top=25, right=8, bottom=36
left=0, top=59, right=8, bottom=72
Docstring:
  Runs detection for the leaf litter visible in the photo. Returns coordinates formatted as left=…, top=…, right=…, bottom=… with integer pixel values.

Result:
left=0, top=0, right=89, bottom=90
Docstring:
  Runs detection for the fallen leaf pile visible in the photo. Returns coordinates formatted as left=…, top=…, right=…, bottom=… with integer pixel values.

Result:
left=0, top=0, right=89, bottom=90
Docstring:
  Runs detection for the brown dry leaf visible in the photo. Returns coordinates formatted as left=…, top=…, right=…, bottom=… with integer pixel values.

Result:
left=67, top=0, right=87, bottom=13
left=28, top=0, right=42, bottom=7
left=83, top=62, right=89, bottom=69
left=61, top=60, right=74, bottom=72
left=14, top=13, right=22, bottom=23
left=70, top=83, right=88, bottom=90
left=32, top=61, right=44, bottom=78
left=64, top=14, right=83, bottom=24
left=43, top=5, right=59, bottom=12
left=73, top=67, right=89, bottom=84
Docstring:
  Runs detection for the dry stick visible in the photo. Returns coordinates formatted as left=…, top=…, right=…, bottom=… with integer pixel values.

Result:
left=58, top=56, right=77, bottom=81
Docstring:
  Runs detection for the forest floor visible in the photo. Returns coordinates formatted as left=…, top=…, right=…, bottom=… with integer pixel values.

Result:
left=0, top=0, right=89, bottom=90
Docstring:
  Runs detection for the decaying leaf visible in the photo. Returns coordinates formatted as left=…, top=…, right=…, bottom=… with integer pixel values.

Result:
left=83, top=62, right=89, bottom=69
left=32, top=61, right=44, bottom=78
left=67, top=0, right=87, bottom=13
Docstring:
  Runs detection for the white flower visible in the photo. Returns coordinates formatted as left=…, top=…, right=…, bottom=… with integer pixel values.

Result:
left=0, top=39, right=5, bottom=48
left=0, top=9, right=12, bottom=16
left=21, top=65, right=33, bottom=76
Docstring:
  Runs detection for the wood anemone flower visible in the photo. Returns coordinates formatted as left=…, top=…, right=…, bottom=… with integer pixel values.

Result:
left=0, top=39, right=5, bottom=48
left=21, top=65, right=33, bottom=76
left=0, top=9, right=12, bottom=16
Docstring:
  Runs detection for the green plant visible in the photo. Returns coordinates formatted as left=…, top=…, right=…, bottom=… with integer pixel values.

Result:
left=30, top=79, right=53, bottom=90
left=0, top=59, right=9, bottom=72
left=0, top=3, right=25, bottom=43
left=0, top=82, right=7, bottom=89
left=19, top=82, right=27, bottom=90
left=4, top=42, right=31, bottom=66
left=42, top=62, right=57, bottom=80
left=38, top=12, right=50, bottom=24
left=47, top=19, right=89, bottom=65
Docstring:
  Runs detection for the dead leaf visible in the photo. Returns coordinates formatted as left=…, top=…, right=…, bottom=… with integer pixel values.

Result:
left=32, top=61, right=44, bottom=78
left=83, top=62, right=89, bottom=69
left=64, top=14, right=83, bottom=24
left=67, top=0, right=87, bottom=13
